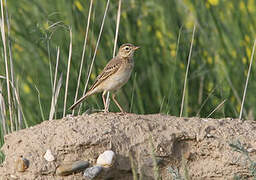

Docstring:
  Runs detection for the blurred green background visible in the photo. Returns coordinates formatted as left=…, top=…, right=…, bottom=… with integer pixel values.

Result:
left=0, top=0, right=256, bottom=134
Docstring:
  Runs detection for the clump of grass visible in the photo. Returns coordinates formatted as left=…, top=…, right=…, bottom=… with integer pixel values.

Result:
left=229, top=140, right=256, bottom=178
left=167, top=166, right=183, bottom=180
left=129, top=135, right=162, bottom=180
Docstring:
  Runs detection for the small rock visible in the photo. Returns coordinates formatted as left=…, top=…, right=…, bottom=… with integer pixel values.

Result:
left=44, top=149, right=55, bottom=162
left=247, top=148, right=256, bottom=153
left=15, top=157, right=29, bottom=172
left=56, top=160, right=89, bottom=176
left=96, top=150, right=115, bottom=168
left=10, top=174, right=18, bottom=179
left=83, top=166, right=102, bottom=179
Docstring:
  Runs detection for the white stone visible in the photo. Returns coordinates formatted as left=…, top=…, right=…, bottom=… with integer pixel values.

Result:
left=44, top=149, right=55, bottom=162
left=96, top=150, right=115, bottom=167
left=83, top=166, right=102, bottom=179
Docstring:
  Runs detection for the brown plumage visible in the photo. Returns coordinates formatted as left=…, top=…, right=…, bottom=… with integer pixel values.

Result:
left=69, top=43, right=139, bottom=112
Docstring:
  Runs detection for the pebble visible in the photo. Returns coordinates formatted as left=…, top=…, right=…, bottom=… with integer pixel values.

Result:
left=83, top=166, right=102, bottom=179
left=15, top=157, right=29, bottom=172
left=96, top=150, right=115, bottom=168
left=44, top=149, right=55, bottom=162
left=56, top=160, right=89, bottom=176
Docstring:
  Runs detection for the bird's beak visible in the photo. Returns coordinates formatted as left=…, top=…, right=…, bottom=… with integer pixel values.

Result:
left=134, top=46, right=140, bottom=50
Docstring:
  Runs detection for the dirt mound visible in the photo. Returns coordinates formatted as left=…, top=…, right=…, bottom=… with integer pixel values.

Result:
left=0, top=113, right=256, bottom=179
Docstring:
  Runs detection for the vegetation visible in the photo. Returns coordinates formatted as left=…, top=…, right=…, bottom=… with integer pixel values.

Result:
left=230, top=140, right=256, bottom=179
left=0, top=0, right=256, bottom=159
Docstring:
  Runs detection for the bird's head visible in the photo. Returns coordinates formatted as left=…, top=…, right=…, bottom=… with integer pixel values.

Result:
left=117, top=43, right=140, bottom=58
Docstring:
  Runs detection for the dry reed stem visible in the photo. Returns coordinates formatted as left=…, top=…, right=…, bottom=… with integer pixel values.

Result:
left=196, top=86, right=217, bottom=117
left=106, top=0, right=122, bottom=111
left=50, top=74, right=62, bottom=120
left=221, top=60, right=247, bottom=118
left=239, top=39, right=256, bottom=120
left=0, top=83, right=6, bottom=135
left=49, top=47, right=60, bottom=120
left=0, top=76, right=28, bottom=128
left=1, top=0, right=14, bottom=132
left=63, top=28, right=73, bottom=117
left=79, top=0, right=110, bottom=113
left=180, top=24, right=196, bottom=117
left=207, top=99, right=226, bottom=118
left=72, top=0, right=93, bottom=115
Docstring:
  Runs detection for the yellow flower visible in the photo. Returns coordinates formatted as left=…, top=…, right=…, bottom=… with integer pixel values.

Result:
left=156, top=31, right=163, bottom=40
left=122, top=12, right=127, bottom=19
left=170, top=50, right=176, bottom=57
left=74, top=0, right=84, bottom=12
left=208, top=0, right=219, bottom=6
left=13, top=44, right=23, bottom=52
left=231, top=50, right=237, bottom=58
left=245, top=35, right=250, bottom=43
left=246, top=47, right=251, bottom=58
left=242, top=57, right=247, bottom=64
left=167, top=32, right=174, bottom=39
left=23, top=83, right=31, bottom=94
left=203, top=51, right=208, bottom=57
left=180, top=63, right=185, bottom=69
left=244, top=69, right=248, bottom=76
left=156, top=31, right=164, bottom=47
left=137, top=20, right=142, bottom=27
left=227, top=2, right=234, bottom=10
left=91, top=73, right=96, bottom=81
left=43, top=22, right=48, bottom=29
left=239, top=1, right=246, bottom=12
left=207, top=82, right=213, bottom=92
left=248, top=0, right=255, bottom=12
left=146, top=25, right=152, bottom=32
left=185, top=20, right=194, bottom=29
left=169, top=43, right=176, bottom=50
left=207, top=57, right=213, bottom=64
left=27, top=76, right=33, bottom=83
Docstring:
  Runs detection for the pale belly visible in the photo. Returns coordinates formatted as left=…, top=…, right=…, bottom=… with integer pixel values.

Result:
left=101, top=65, right=133, bottom=91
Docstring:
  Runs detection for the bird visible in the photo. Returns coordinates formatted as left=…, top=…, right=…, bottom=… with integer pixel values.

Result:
left=69, top=43, right=140, bottom=112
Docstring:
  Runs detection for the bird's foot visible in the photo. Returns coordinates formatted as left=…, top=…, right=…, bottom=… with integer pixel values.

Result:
left=103, top=109, right=109, bottom=113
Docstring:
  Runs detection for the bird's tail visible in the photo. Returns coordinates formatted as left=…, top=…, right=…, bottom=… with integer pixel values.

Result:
left=69, top=92, right=91, bottom=110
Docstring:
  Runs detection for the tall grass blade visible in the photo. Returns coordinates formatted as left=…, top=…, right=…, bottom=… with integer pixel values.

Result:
left=0, top=83, right=6, bottom=135
left=72, top=0, right=93, bottom=115
left=180, top=24, right=196, bottom=117
left=49, top=47, right=60, bottom=120
left=63, top=28, right=73, bottom=117
left=207, top=99, right=226, bottom=118
left=0, top=76, right=27, bottom=128
left=196, top=86, right=217, bottom=117
left=49, top=73, right=63, bottom=120
left=239, top=39, right=256, bottom=120
left=129, top=73, right=136, bottom=113
left=0, top=0, right=13, bottom=132
left=35, top=86, right=45, bottom=121
left=79, top=0, right=110, bottom=113
left=106, top=0, right=122, bottom=111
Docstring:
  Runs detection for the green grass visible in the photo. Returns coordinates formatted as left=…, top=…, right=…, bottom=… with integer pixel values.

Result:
left=230, top=140, right=256, bottom=179
left=0, top=0, right=256, bottom=162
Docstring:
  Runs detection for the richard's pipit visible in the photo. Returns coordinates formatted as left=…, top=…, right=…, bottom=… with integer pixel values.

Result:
left=70, top=43, right=140, bottom=112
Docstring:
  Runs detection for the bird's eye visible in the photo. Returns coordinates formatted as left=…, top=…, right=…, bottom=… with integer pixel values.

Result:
left=125, top=46, right=130, bottom=51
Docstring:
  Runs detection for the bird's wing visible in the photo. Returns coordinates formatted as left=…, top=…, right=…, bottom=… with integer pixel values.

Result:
left=88, top=56, right=122, bottom=92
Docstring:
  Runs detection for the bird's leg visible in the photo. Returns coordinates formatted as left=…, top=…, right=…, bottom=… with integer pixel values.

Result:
left=112, top=93, right=124, bottom=113
left=102, top=91, right=108, bottom=112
